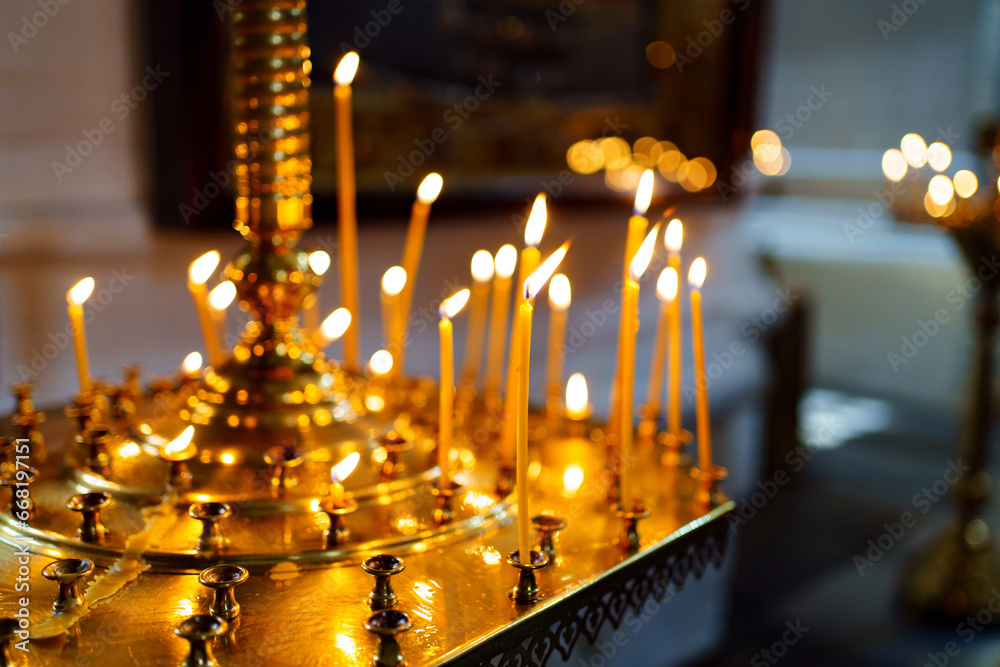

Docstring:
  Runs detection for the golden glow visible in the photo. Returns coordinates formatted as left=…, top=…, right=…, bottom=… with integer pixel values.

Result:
left=688, top=257, right=707, bottom=289
left=599, top=136, right=631, bottom=170
left=565, top=373, right=588, bottom=418
left=440, top=288, right=471, bottom=319
left=881, top=149, right=908, bottom=182
left=381, top=266, right=407, bottom=296
left=926, top=142, right=952, bottom=172
left=118, top=441, right=141, bottom=458
left=563, top=465, right=585, bottom=496
left=68, top=277, right=95, bottom=305
left=208, top=281, right=236, bottom=311
left=524, top=194, right=547, bottom=248
left=954, top=170, right=978, bottom=198
left=308, top=250, right=331, bottom=276
left=330, top=451, right=361, bottom=483
left=188, top=250, right=220, bottom=286
left=628, top=224, right=659, bottom=281
left=320, top=308, right=352, bottom=341
left=165, top=425, right=195, bottom=457
left=529, top=460, right=542, bottom=480
left=751, top=129, right=780, bottom=150
left=481, top=546, right=502, bottom=565
left=656, top=267, right=679, bottom=301
left=524, top=242, right=569, bottom=301
left=923, top=191, right=948, bottom=218
left=334, top=52, right=359, bottom=85
left=547, top=274, right=571, bottom=310
left=219, top=452, right=236, bottom=465
left=369, top=350, right=393, bottom=375
left=928, top=174, right=954, bottom=206
left=901, top=133, right=928, bottom=168
left=417, top=173, right=444, bottom=204
left=494, top=244, right=518, bottom=279
left=471, top=250, right=495, bottom=282
left=566, top=140, right=603, bottom=174
left=633, top=170, right=654, bottom=215
left=664, top=218, right=683, bottom=252
left=182, top=352, right=203, bottom=374
left=646, top=41, right=676, bottom=69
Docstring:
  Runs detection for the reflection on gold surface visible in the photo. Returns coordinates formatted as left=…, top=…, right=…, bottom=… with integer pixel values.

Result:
left=563, top=465, right=585, bottom=497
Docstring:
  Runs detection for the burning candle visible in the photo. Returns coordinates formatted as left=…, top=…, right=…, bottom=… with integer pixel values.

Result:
left=546, top=274, right=571, bottom=409
left=664, top=219, right=684, bottom=438
left=397, top=173, right=444, bottom=376
left=688, top=258, right=712, bottom=473
left=208, top=281, right=236, bottom=358
left=380, top=266, right=407, bottom=357
left=645, top=268, right=677, bottom=416
left=439, top=288, right=470, bottom=480
left=565, top=373, right=590, bottom=422
left=188, top=250, right=221, bottom=367
left=67, top=277, right=95, bottom=394
left=484, top=245, right=517, bottom=397
left=305, top=250, right=331, bottom=332
left=619, top=226, right=658, bottom=510
left=329, top=451, right=361, bottom=507
left=368, top=349, right=393, bottom=378
left=516, top=241, right=569, bottom=567
left=182, top=352, right=203, bottom=380
left=313, top=307, right=352, bottom=350
left=334, top=52, right=360, bottom=373
left=462, top=250, right=494, bottom=387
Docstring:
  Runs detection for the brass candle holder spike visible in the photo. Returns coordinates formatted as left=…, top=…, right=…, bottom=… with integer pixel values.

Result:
left=174, top=614, right=227, bottom=667
left=691, top=465, right=728, bottom=510
left=361, top=554, right=405, bottom=610
left=319, top=497, right=359, bottom=549
left=0, top=618, right=17, bottom=667
left=431, top=478, right=464, bottom=525
left=507, top=549, right=549, bottom=603
left=661, top=429, right=693, bottom=468
left=531, top=515, right=567, bottom=561
left=364, top=609, right=412, bottom=667
left=263, top=444, right=305, bottom=493
left=378, top=432, right=412, bottom=481
left=2, top=466, right=36, bottom=521
left=41, top=558, right=94, bottom=613
left=65, top=392, right=94, bottom=439
left=615, top=502, right=651, bottom=552
left=495, top=459, right=515, bottom=497
left=11, top=382, right=46, bottom=462
left=108, top=384, right=136, bottom=434
left=82, top=427, right=113, bottom=478
left=199, top=564, right=249, bottom=620
left=189, top=502, right=231, bottom=553
left=67, top=492, right=110, bottom=544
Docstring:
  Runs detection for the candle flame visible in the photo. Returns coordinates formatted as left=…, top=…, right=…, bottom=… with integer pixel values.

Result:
left=565, top=373, right=588, bottom=416
left=688, top=257, right=707, bottom=289
left=440, top=288, right=471, bottom=319
left=381, top=266, right=407, bottom=296
left=182, top=351, right=203, bottom=373
left=334, top=52, right=359, bottom=86
left=331, top=451, right=361, bottom=484
left=524, top=241, right=570, bottom=301
left=656, top=267, right=679, bottom=301
left=321, top=308, right=352, bottom=341
left=208, top=281, right=237, bottom=311
left=628, top=224, right=659, bottom=281
left=417, top=173, right=443, bottom=204
left=524, top=194, right=547, bottom=248
left=188, top=250, right=220, bottom=286
left=471, top=250, right=495, bottom=282
left=494, top=244, right=518, bottom=279
left=548, top=273, right=571, bottom=310
left=369, top=350, right=393, bottom=376
left=308, top=250, right=331, bottom=276
left=563, top=465, right=585, bottom=496
left=633, top=170, right=654, bottom=216
left=67, top=277, right=95, bottom=305
left=664, top=218, right=683, bottom=252
left=165, top=425, right=194, bottom=457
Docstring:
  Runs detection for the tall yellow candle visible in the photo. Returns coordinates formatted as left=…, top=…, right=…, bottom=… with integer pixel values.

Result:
left=484, top=245, right=517, bottom=397
left=67, top=277, right=95, bottom=394
left=380, top=266, right=406, bottom=354
left=305, top=250, right=331, bottom=332
left=645, top=268, right=677, bottom=414
left=329, top=452, right=360, bottom=507
left=688, top=257, right=712, bottom=472
left=207, top=280, right=237, bottom=358
left=188, top=250, right=221, bottom=367
left=397, top=173, right=443, bottom=376
left=334, top=52, right=360, bottom=373
left=462, top=250, right=494, bottom=386
left=665, top=219, right=684, bottom=438
left=545, top=273, right=571, bottom=408
left=438, top=289, right=470, bottom=481
left=516, top=242, right=569, bottom=566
